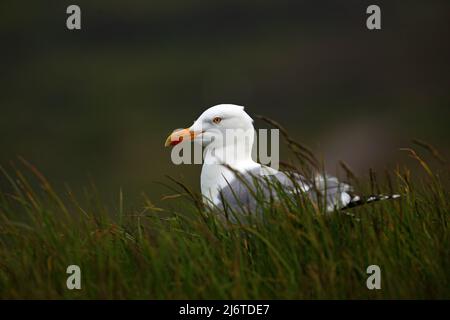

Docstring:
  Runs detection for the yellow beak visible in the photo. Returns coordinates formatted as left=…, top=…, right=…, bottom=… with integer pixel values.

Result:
left=164, top=128, right=199, bottom=147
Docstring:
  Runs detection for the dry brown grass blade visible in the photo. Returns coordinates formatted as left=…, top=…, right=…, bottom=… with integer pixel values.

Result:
left=161, top=194, right=185, bottom=201
left=369, top=168, right=380, bottom=195
left=165, top=175, right=204, bottom=210
left=339, top=160, right=357, bottom=182
left=412, top=139, right=447, bottom=165
left=400, top=148, right=434, bottom=178
left=279, top=160, right=300, bottom=172
left=18, top=156, right=70, bottom=217
left=255, top=115, right=320, bottom=170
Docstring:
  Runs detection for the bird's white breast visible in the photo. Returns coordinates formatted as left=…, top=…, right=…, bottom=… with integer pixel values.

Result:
left=200, top=161, right=260, bottom=206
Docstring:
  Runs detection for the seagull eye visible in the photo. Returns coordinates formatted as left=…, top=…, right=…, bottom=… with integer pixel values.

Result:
left=212, top=117, right=222, bottom=124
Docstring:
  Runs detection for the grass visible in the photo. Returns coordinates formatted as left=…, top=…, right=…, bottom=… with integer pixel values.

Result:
left=0, top=145, right=448, bottom=299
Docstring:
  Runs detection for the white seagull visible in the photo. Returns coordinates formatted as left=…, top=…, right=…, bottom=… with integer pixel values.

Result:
left=165, top=104, right=399, bottom=213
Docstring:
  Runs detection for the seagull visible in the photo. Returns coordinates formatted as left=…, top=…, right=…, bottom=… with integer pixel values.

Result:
left=164, top=104, right=399, bottom=213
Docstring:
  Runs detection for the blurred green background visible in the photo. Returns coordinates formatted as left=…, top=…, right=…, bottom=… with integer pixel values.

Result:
left=0, top=0, right=449, bottom=205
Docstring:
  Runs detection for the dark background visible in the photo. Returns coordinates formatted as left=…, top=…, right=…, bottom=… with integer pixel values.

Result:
left=1, top=0, right=449, bottom=205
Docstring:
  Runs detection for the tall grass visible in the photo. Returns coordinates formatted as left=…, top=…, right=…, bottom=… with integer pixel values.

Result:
left=0, top=147, right=448, bottom=299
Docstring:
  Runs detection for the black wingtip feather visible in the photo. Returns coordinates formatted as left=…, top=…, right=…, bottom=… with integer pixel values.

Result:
left=341, top=194, right=401, bottom=210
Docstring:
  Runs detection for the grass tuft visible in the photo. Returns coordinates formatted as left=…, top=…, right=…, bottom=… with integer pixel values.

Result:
left=0, top=146, right=448, bottom=299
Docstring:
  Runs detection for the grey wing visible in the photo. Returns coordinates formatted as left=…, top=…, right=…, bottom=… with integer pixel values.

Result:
left=216, top=167, right=309, bottom=213
left=217, top=167, right=353, bottom=213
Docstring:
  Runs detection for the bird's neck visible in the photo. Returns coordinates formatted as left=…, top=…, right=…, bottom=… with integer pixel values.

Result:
left=204, top=131, right=255, bottom=165
left=201, top=142, right=259, bottom=205
left=204, top=144, right=253, bottom=165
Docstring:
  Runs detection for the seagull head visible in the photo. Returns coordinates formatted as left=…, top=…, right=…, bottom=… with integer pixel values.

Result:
left=164, top=104, right=254, bottom=150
